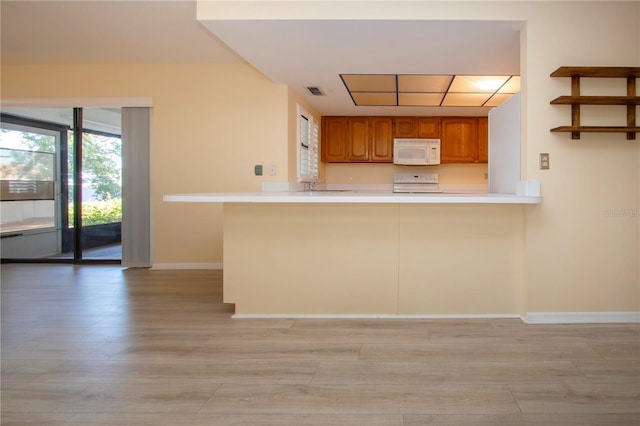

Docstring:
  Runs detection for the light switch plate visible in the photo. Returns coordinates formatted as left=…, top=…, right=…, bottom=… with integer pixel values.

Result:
left=254, top=165, right=263, bottom=176
left=540, top=153, right=550, bottom=170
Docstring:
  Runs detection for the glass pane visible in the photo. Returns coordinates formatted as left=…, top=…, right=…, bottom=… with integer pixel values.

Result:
left=0, top=128, right=56, bottom=234
left=81, top=108, right=122, bottom=260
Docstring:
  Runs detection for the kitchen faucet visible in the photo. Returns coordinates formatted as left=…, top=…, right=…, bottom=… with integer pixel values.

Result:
left=304, top=181, right=318, bottom=191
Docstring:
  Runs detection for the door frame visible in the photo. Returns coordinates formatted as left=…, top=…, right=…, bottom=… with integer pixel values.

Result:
left=1, top=97, right=153, bottom=265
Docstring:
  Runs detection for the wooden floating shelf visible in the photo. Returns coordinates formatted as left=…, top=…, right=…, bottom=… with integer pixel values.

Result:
left=550, top=66, right=639, bottom=140
left=550, top=96, right=640, bottom=106
left=550, top=66, right=640, bottom=78
left=551, top=126, right=640, bottom=133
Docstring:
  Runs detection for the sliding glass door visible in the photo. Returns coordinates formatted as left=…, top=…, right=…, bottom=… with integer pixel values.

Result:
left=75, top=108, right=123, bottom=260
left=1, top=108, right=122, bottom=262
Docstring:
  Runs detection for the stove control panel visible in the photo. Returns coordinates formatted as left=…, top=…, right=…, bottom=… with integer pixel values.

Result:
left=393, top=173, right=439, bottom=184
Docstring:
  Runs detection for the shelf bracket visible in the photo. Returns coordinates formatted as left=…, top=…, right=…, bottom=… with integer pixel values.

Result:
left=628, top=77, right=636, bottom=140
left=571, top=76, right=581, bottom=139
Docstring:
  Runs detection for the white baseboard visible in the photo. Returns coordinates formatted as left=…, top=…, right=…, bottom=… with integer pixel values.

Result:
left=150, top=263, right=223, bottom=270
left=232, top=312, right=640, bottom=324
left=232, top=313, right=524, bottom=320
left=525, top=311, right=640, bottom=324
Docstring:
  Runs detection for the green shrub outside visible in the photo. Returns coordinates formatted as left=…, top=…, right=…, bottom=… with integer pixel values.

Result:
left=68, top=198, right=122, bottom=226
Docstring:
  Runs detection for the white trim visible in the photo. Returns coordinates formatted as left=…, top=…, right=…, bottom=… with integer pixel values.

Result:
left=232, top=313, right=524, bottom=320
left=525, top=312, right=640, bottom=324
left=1, top=98, right=153, bottom=108
left=150, top=262, right=223, bottom=270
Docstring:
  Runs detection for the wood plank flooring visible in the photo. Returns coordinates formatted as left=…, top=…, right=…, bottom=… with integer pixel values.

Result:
left=1, top=264, right=639, bottom=425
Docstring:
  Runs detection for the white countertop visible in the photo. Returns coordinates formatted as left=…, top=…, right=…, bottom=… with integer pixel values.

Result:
left=163, top=190, right=542, bottom=204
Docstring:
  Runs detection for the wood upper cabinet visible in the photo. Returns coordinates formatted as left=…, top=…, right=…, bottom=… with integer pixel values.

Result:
left=417, top=117, right=441, bottom=138
left=321, top=116, right=348, bottom=162
left=322, top=116, right=393, bottom=163
left=323, top=115, right=485, bottom=163
left=393, top=117, right=440, bottom=138
left=393, top=118, right=417, bottom=138
left=369, top=117, right=393, bottom=162
left=440, top=118, right=479, bottom=163
left=347, top=117, right=370, bottom=162
left=477, top=117, right=488, bottom=163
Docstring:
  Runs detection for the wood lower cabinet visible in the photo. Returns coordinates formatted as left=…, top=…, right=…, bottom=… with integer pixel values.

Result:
left=441, top=117, right=488, bottom=164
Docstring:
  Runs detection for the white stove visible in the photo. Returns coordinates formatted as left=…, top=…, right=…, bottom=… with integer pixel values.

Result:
left=393, top=173, right=441, bottom=193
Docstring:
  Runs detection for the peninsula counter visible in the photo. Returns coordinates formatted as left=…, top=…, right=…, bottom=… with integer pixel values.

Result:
left=164, top=191, right=541, bottom=317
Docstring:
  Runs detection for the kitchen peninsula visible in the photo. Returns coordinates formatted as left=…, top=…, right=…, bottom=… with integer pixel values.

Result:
left=164, top=190, right=541, bottom=317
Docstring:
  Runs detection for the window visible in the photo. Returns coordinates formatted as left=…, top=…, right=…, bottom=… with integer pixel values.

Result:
left=297, top=104, right=318, bottom=183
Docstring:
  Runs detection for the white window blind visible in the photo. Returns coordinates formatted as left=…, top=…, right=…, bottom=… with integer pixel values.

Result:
left=298, top=105, right=318, bottom=183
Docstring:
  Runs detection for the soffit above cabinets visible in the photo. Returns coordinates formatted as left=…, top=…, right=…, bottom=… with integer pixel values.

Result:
left=199, top=19, right=522, bottom=116
left=341, top=74, right=521, bottom=108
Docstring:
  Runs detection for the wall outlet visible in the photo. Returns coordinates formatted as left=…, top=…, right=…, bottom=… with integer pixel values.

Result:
left=540, top=153, right=550, bottom=170
left=269, top=165, right=277, bottom=176
left=254, top=164, right=263, bottom=176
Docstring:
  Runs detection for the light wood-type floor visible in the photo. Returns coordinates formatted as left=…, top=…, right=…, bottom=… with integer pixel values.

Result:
left=1, top=264, right=639, bottom=426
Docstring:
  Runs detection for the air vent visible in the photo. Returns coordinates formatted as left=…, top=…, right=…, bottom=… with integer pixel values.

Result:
left=306, top=86, right=325, bottom=96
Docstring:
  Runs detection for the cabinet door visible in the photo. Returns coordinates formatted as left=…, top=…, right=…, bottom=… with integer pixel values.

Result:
left=393, top=118, right=417, bottom=138
left=347, top=117, right=370, bottom=162
left=477, top=117, right=488, bottom=163
left=417, top=117, right=441, bottom=138
left=370, top=117, right=393, bottom=162
left=322, top=117, right=348, bottom=162
left=440, top=118, right=478, bottom=163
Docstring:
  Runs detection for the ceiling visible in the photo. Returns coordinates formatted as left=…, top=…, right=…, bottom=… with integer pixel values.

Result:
left=0, top=0, right=240, bottom=64
left=1, top=1, right=522, bottom=117
left=202, top=19, right=522, bottom=116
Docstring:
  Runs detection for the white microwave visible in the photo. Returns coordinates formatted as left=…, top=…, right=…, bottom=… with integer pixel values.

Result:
left=393, top=138, right=441, bottom=165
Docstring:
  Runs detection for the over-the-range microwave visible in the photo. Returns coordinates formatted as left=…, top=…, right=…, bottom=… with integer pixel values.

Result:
left=393, top=138, right=441, bottom=165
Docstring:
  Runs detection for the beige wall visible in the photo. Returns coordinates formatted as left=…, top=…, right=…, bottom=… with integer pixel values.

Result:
left=224, top=204, right=400, bottom=314
left=1, top=63, right=289, bottom=264
left=398, top=205, right=524, bottom=315
left=3, top=1, right=639, bottom=315
left=517, top=2, right=639, bottom=313
left=223, top=203, right=524, bottom=315
left=325, top=163, right=488, bottom=185
left=200, top=0, right=640, bottom=315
